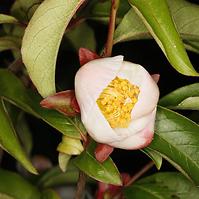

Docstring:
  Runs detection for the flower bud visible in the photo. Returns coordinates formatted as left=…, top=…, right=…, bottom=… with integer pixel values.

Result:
left=75, top=56, right=159, bottom=150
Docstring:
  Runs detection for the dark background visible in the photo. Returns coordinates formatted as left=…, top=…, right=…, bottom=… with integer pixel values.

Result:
left=0, top=0, right=198, bottom=177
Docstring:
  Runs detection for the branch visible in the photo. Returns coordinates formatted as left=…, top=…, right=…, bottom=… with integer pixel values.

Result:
left=74, top=171, right=86, bottom=199
left=104, top=0, right=120, bottom=57
left=125, top=161, right=154, bottom=186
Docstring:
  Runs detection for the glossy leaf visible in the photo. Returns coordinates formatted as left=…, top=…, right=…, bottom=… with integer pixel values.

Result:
left=115, top=0, right=199, bottom=55
left=114, top=8, right=150, bottom=43
left=117, top=0, right=199, bottom=76
left=41, top=189, right=60, bottom=199
left=142, top=148, right=162, bottom=170
left=159, top=83, right=199, bottom=110
left=11, top=0, right=42, bottom=22
left=174, top=97, right=199, bottom=110
left=65, top=22, right=96, bottom=51
left=22, top=0, right=85, bottom=97
left=184, top=40, right=199, bottom=54
left=0, top=69, right=86, bottom=139
left=73, top=141, right=122, bottom=185
left=38, top=166, right=79, bottom=188
left=5, top=105, right=33, bottom=155
left=0, top=169, right=41, bottom=199
left=0, top=100, right=37, bottom=174
left=0, top=36, right=20, bottom=52
left=15, top=113, right=33, bottom=154
left=0, top=14, right=18, bottom=24
left=149, top=106, right=199, bottom=185
left=124, top=172, right=199, bottom=199
left=0, top=193, right=14, bottom=199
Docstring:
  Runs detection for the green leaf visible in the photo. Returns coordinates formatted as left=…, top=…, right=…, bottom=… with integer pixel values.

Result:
left=0, top=169, right=41, bottom=199
left=117, top=0, right=199, bottom=76
left=174, top=97, right=199, bottom=110
left=141, top=148, right=162, bottom=170
left=0, top=100, right=37, bottom=174
left=0, top=36, right=21, bottom=52
left=38, top=166, right=79, bottom=188
left=15, top=112, right=33, bottom=154
left=73, top=141, right=122, bottom=185
left=0, top=14, right=18, bottom=24
left=41, top=189, right=60, bottom=199
left=4, top=103, right=33, bottom=155
left=149, top=106, right=199, bottom=185
left=0, top=69, right=85, bottom=139
left=114, top=8, right=150, bottom=43
left=115, top=0, right=199, bottom=45
left=21, top=0, right=85, bottom=97
left=124, top=172, right=199, bottom=199
left=184, top=40, right=199, bottom=54
left=65, top=22, right=96, bottom=51
left=11, top=0, right=42, bottom=22
left=159, top=83, right=199, bottom=110
left=0, top=193, right=15, bottom=199
left=85, top=0, right=130, bottom=24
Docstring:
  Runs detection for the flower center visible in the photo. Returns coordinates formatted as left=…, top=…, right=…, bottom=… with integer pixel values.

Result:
left=97, top=76, right=140, bottom=128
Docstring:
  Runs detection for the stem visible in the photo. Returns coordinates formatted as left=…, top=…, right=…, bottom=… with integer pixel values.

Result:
left=125, top=161, right=154, bottom=187
left=0, top=148, right=3, bottom=165
left=104, top=0, right=120, bottom=57
left=74, top=171, right=86, bottom=199
left=8, top=57, right=23, bottom=73
left=65, top=17, right=85, bottom=33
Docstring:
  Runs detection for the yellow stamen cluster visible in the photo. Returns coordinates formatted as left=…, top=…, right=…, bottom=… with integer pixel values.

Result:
left=97, top=76, right=140, bottom=128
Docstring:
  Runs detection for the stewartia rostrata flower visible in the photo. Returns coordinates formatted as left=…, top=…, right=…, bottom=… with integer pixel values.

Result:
left=75, top=56, right=159, bottom=149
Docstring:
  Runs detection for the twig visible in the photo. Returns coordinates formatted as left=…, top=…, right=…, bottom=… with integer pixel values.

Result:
left=0, top=148, right=3, bottom=165
left=104, top=0, right=120, bottom=57
left=125, top=161, right=154, bottom=187
left=8, top=57, right=23, bottom=73
left=74, top=171, right=86, bottom=199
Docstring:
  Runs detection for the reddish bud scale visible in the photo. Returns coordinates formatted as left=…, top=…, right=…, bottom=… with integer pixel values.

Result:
left=96, top=173, right=131, bottom=199
left=40, top=90, right=80, bottom=116
left=95, top=144, right=114, bottom=163
left=79, top=48, right=100, bottom=66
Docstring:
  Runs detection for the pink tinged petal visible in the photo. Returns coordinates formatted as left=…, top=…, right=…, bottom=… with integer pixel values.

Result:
left=75, top=56, right=124, bottom=142
left=151, top=74, right=160, bottom=83
left=79, top=48, right=100, bottom=66
left=83, top=103, right=123, bottom=143
left=114, top=111, right=154, bottom=138
left=75, top=56, right=159, bottom=149
left=117, top=61, right=159, bottom=120
left=108, top=109, right=156, bottom=149
left=95, top=144, right=114, bottom=162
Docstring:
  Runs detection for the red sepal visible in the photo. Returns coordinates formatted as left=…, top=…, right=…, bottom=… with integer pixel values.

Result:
left=40, top=90, right=80, bottom=116
left=151, top=74, right=160, bottom=83
left=79, top=48, right=100, bottom=66
left=96, top=173, right=131, bottom=199
left=95, top=143, right=114, bottom=163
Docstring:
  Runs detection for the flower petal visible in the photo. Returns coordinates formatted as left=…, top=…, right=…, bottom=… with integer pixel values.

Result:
left=117, top=61, right=159, bottom=120
left=114, top=110, right=154, bottom=137
left=83, top=102, right=123, bottom=143
left=75, top=56, right=124, bottom=142
left=108, top=109, right=156, bottom=149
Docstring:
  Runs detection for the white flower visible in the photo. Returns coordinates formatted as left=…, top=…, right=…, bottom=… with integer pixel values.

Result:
left=75, top=56, right=159, bottom=150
